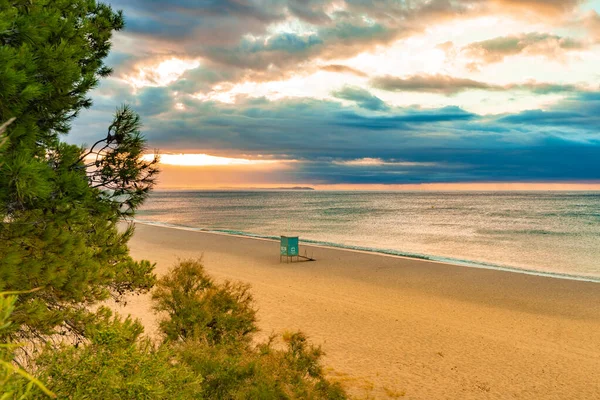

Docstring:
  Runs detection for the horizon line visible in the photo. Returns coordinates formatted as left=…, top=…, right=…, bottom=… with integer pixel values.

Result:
left=151, top=182, right=600, bottom=192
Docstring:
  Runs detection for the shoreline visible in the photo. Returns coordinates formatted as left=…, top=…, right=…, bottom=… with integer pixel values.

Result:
left=120, top=222, right=600, bottom=399
left=134, top=219, right=600, bottom=284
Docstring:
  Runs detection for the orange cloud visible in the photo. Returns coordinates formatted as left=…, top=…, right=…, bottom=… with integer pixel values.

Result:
left=319, top=64, right=367, bottom=77
left=371, top=74, right=587, bottom=95
left=492, top=0, right=583, bottom=17
left=583, top=11, right=600, bottom=41
left=462, top=33, right=587, bottom=65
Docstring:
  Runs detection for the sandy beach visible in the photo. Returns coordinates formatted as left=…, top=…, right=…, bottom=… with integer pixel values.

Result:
left=116, top=223, right=600, bottom=399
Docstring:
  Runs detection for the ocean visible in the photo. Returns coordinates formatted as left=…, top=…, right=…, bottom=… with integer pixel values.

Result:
left=136, top=191, right=600, bottom=282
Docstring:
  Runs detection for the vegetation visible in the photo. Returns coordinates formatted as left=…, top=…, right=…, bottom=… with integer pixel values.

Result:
left=0, top=0, right=158, bottom=342
left=34, top=307, right=203, bottom=399
left=0, top=1, right=346, bottom=399
left=152, top=259, right=257, bottom=345
left=30, top=260, right=346, bottom=399
left=1, top=292, right=56, bottom=399
left=153, top=260, right=345, bottom=399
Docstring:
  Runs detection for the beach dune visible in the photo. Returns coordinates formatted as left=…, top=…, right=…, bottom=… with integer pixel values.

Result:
left=117, top=223, right=600, bottom=399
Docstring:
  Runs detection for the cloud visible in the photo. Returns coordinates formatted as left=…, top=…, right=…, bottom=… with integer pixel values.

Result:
left=498, top=109, right=587, bottom=125
left=70, top=85, right=600, bottom=184
left=286, top=0, right=334, bottom=24
left=582, top=11, right=600, bottom=40
left=332, top=86, right=389, bottom=111
left=372, top=74, right=492, bottom=94
left=135, top=86, right=174, bottom=116
left=291, top=142, right=600, bottom=184
left=332, top=106, right=477, bottom=130
left=144, top=153, right=284, bottom=166
left=491, top=0, right=584, bottom=16
left=505, top=82, right=585, bottom=94
left=333, top=158, right=438, bottom=167
left=79, top=94, right=474, bottom=157
left=462, top=32, right=587, bottom=65
left=65, top=0, right=600, bottom=185
left=102, top=0, right=592, bottom=93
left=371, top=74, right=589, bottom=95
left=320, top=64, right=368, bottom=77
left=495, top=91, right=600, bottom=130
left=77, top=94, right=482, bottom=157
left=116, top=0, right=285, bottom=44
left=109, top=1, right=400, bottom=84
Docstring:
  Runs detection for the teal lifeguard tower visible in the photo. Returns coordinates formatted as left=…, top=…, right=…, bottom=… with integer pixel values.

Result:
left=280, top=236, right=299, bottom=263
left=280, top=236, right=314, bottom=263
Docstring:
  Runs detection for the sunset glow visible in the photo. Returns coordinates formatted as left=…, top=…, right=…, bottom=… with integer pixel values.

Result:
left=125, top=58, right=201, bottom=88
left=8, top=3, right=600, bottom=400
left=69, top=0, right=600, bottom=189
left=144, top=153, right=282, bottom=167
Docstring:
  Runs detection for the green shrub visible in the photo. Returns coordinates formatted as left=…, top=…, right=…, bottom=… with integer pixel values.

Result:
left=152, top=259, right=257, bottom=346
left=33, top=308, right=202, bottom=399
left=174, top=332, right=347, bottom=399
left=152, top=259, right=347, bottom=400
left=10, top=260, right=346, bottom=399
left=0, top=292, right=55, bottom=399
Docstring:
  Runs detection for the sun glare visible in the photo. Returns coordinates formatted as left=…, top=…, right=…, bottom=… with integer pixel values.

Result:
left=144, top=153, right=280, bottom=167
left=126, top=58, right=201, bottom=88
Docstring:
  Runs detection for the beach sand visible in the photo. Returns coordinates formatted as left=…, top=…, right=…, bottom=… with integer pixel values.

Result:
left=116, top=223, right=600, bottom=399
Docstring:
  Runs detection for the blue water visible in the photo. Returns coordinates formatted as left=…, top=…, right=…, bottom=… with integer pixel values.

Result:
left=136, top=191, right=600, bottom=282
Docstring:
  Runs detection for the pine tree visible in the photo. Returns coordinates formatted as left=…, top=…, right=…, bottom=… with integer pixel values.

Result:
left=0, top=1, right=158, bottom=341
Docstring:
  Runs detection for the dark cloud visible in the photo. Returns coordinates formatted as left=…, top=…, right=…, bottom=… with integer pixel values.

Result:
left=105, top=51, right=136, bottom=71
left=496, top=91, right=600, bottom=130
left=371, top=74, right=588, bottom=95
left=204, top=32, right=324, bottom=71
left=332, top=86, right=389, bottom=111
left=115, top=0, right=285, bottom=44
left=169, top=66, right=238, bottom=94
left=332, top=106, right=476, bottom=130
left=70, top=81, right=600, bottom=183
left=499, top=110, right=587, bottom=125
left=291, top=143, right=600, bottom=184
left=135, top=87, right=174, bottom=116
left=108, top=95, right=488, bottom=157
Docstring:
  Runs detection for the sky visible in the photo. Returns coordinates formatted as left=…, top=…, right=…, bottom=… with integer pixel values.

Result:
left=70, top=0, right=600, bottom=189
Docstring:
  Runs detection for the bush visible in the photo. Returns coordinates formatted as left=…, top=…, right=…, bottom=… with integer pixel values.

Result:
left=33, top=308, right=202, bottom=399
left=175, top=333, right=346, bottom=399
left=0, top=292, right=55, bottom=399
left=9, top=259, right=346, bottom=399
left=152, top=259, right=346, bottom=399
left=152, top=259, right=257, bottom=346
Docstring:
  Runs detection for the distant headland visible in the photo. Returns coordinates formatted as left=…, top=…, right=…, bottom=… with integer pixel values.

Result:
left=238, top=186, right=316, bottom=191
left=209, top=186, right=316, bottom=191
left=272, top=186, right=315, bottom=190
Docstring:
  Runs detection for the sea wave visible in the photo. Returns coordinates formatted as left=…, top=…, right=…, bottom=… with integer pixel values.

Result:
left=133, top=219, right=600, bottom=284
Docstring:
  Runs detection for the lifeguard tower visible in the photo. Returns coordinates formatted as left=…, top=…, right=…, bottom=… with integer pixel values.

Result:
left=280, top=236, right=314, bottom=263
